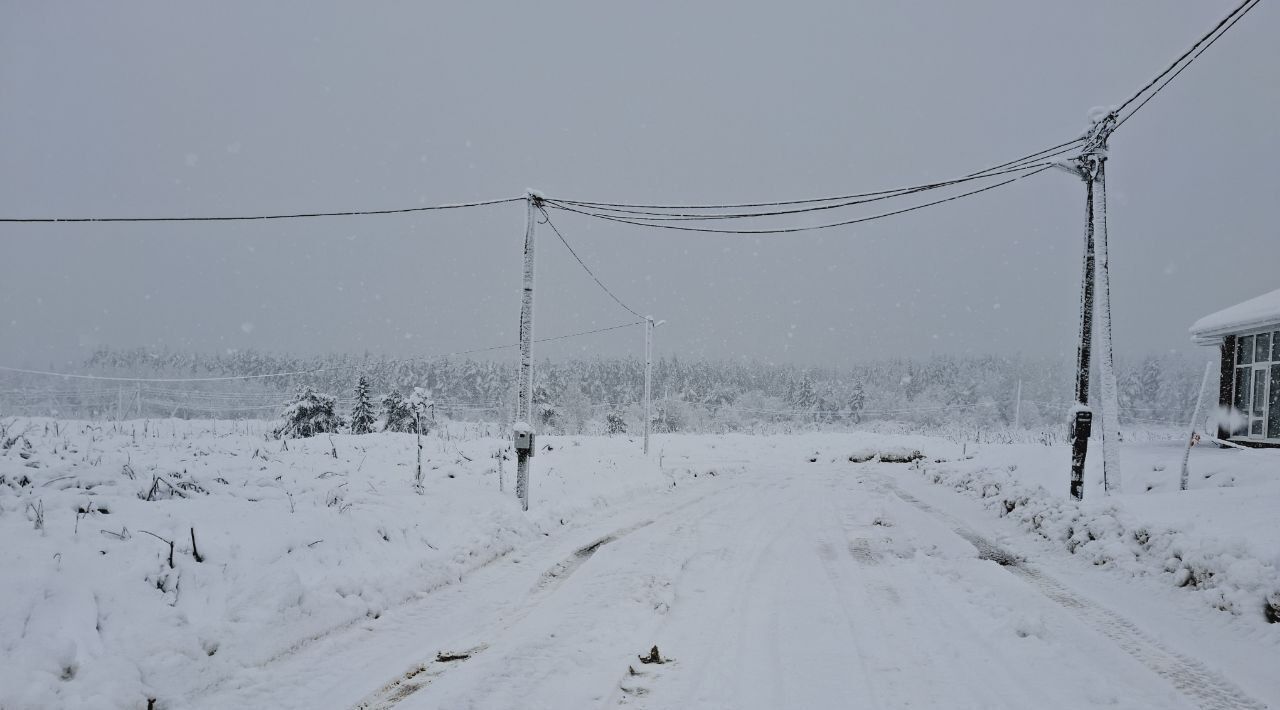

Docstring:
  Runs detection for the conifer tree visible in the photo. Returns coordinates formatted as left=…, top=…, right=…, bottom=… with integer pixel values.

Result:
left=274, top=386, right=341, bottom=439
left=381, top=391, right=415, bottom=433
left=350, top=376, right=375, bottom=434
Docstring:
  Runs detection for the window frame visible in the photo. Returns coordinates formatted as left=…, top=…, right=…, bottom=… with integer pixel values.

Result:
left=1230, top=325, right=1280, bottom=443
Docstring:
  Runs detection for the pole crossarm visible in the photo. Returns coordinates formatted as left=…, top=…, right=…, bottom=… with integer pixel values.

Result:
left=1055, top=111, right=1118, bottom=182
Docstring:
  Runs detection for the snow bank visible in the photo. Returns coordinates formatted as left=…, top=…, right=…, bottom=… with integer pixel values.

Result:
left=846, top=445, right=924, bottom=464
left=914, top=458, right=1280, bottom=623
left=0, top=419, right=717, bottom=709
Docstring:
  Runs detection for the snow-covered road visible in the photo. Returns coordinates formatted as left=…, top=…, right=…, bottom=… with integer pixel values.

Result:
left=191, top=459, right=1273, bottom=710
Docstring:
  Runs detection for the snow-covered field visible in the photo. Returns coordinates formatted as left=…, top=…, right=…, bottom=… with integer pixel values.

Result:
left=2, top=419, right=1277, bottom=709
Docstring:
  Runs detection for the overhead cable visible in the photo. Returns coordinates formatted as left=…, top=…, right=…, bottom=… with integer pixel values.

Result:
left=552, top=163, right=1053, bottom=222
left=1114, top=0, right=1257, bottom=118
left=1115, top=0, right=1261, bottom=131
left=547, top=165, right=1053, bottom=235
left=0, top=196, right=524, bottom=224
left=538, top=206, right=645, bottom=319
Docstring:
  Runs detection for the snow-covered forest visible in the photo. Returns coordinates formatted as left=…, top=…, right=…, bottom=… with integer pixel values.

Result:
left=2, top=347, right=1208, bottom=433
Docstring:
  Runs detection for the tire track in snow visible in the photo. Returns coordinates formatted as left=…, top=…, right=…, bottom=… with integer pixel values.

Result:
left=847, top=537, right=880, bottom=565
left=601, top=474, right=816, bottom=709
left=350, top=483, right=737, bottom=710
left=352, top=645, right=488, bottom=710
left=533, top=519, right=655, bottom=594
left=885, top=480, right=1267, bottom=710
left=826, top=478, right=1055, bottom=709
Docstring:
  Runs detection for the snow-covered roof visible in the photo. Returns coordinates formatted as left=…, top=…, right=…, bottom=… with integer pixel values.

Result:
left=1189, top=288, right=1280, bottom=345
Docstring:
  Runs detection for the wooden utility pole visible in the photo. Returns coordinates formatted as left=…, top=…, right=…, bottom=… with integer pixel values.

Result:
left=514, top=191, right=542, bottom=511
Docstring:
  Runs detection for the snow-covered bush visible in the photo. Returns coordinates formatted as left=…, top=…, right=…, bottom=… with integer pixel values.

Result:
left=407, top=387, right=435, bottom=436
left=381, top=391, right=414, bottom=433
left=273, top=387, right=341, bottom=439
left=533, top=385, right=558, bottom=431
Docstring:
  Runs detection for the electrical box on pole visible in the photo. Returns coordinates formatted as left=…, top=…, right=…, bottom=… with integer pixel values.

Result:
left=514, top=191, right=542, bottom=512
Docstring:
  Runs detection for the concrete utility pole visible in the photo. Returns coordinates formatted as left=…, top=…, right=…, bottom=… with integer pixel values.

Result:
left=1094, top=153, right=1123, bottom=494
left=1063, top=111, right=1117, bottom=501
left=1014, top=379, right=1022, bottom=430
left=644, top=316, right=654, bottom=455
left=514, top=190, right=542, bottom=512
left=642, top=317, right=665, bottom=455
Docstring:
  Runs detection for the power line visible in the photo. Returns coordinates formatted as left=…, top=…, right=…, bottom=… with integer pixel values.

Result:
left=550, top=140, right=1079, bottom=212
left=1114, top=0, right=1257, bottom=117
left=962, top=138, right=1086, bottom=178
left=0, top=196, right=524, bottom=224
left=534, top=321, right=644, bottom=344
left=547, top=165, right=1052, bottom=235
left=551, top=163, right=1052, bottom=222
left=1115, top=0, right=1261, bottom=132
left=0, top=363, right=351, bottom=383
left=537, top=206, right=645, bottom=320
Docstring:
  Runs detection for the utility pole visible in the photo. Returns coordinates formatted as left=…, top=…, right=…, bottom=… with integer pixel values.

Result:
left=1014, top=379, right=1022, bottom=430
left=642, top=317, right=665, bottom=455
left=1063, top=112, right=1116, bottom=501
left=514, top=190, right=542, bottom=512
left=644, top=316, right=654, bottom=455
left=1094, top=149, right=1123, bottom=493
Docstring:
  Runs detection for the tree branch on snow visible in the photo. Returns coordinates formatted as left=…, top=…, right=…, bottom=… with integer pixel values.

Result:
left=139, top=530, right=175, bottom=569
left=190, top=527, right=203, bottom=563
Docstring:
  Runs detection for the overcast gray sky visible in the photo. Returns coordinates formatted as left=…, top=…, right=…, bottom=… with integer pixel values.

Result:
left=2, top=1, right=1276, bottom=370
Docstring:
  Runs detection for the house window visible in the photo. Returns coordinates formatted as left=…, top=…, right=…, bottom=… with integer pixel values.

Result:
left=1271, top=366, right=1280, bottom=439
left=1233, top=368, right=1251, bottom=435
left=1233, top=329, right=1280, bottom=439
left=1252, top=374, right=1266, bottom=436
left=1237, top=334, right=1254, bottom=365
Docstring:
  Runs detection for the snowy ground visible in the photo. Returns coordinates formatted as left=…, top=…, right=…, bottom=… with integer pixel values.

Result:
left=1, top=419, right=1277, bottom=709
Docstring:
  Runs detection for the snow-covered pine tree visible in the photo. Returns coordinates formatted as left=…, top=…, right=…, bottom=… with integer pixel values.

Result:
left=847, top=382, right=866, bottom=423
left=274, top=386, right=341, bottom=439
left=606, top=411, right=627, bottom=435
left=381, top=391, right=415, bottom=433
left=533, top=384, right=558, bottom=430
left=350, top=376, right=376, bottom=434
left=1139, top=357, right=1162, bottom=410
left=793, top=373, right=818, bottom=414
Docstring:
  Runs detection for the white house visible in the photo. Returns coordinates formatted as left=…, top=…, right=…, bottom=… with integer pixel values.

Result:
left=1189, top=287, right=1280, bottom=446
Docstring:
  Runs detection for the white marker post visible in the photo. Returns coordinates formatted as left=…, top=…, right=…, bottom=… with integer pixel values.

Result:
left=1180, top=360, right=1215, bottom=491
